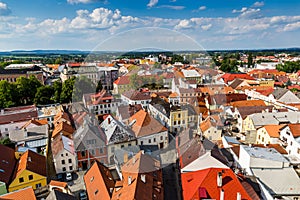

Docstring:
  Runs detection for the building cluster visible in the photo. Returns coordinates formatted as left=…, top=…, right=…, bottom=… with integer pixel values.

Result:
left=1, top=54, right=300, bottom=200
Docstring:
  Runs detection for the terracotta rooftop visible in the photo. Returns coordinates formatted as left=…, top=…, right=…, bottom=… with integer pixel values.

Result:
left=261, top=124, right=286, bottom=138
left=113, top=76, right=130, bottom=85
left=21, top=118, right=48, bottom=129
left=122, top=89, right=151, bottom=101
left=129, top=110, right=167, bottom=137
left=52, top=121, right=74, bottom=138
left=288, top=124, right=300, bottom=138
left=181, top=168, right=252, bottom=200
left=49, top=180, right=68, bottom=188
left=0, top=187, right=36, bottom=200
left=230, top=99, right=266, bottom=107
left=221, top=73, right=255, bottom=84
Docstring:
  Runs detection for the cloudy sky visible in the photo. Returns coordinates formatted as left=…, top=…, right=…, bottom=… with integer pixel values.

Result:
left=0, top=0, right=300, bottom=51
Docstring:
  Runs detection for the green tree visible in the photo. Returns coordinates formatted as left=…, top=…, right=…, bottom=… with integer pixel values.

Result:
left=52, top=80, right=62, bottom=103
left=129, top=73, right=143, bottom=89
left=0, top=80, right=18, bottom=108
left=73, top=76, right=96, bottom=102
left=34, top=85, right=54, bottom=105
left=60, top=77, right=75, bottom=103
left=247, top=53, right=253, bottom=68
left=54, top=57, right=63, bottom=65
left=0, top=137, right=12, bottom=145
left=15, top=75, right=42, bottom=105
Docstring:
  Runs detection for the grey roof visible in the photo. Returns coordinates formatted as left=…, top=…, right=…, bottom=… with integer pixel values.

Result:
left=236, top=106, right=274, bottom=120
left=252, top=167, right=300, bottom=196
left=241, top=145, right=289, bottom=163
left=249, top=112, right=300, bottom=127
left=272, top=88, right=289, bottom=99
left=46, top=190, right=77, bottom=200
left=9, top=125, right=48, bottom=142
left=223, top=136, right=241, bottom=145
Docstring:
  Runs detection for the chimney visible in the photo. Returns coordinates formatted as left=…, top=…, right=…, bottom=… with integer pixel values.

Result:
left=141, top=174, right=146, bottom=183
left=220, top=189, right=224, bottom=200
left=128, top=176, right=132, bottom=185
left=217, top=172, right=222, bottom=187
left=124, top=153, right=128, bottom=163
left=237, top=192, right=241, bottom=200
left=0, top=109, right=4, bottom=115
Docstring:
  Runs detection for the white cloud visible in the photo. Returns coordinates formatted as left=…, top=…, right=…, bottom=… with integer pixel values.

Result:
left=147, top=0, right=158, bottom=8
left=199, top=6, right=206, bottom=11
left=67, top=0, right=98, bottom=4
left=232, top=7, right=247, bottom=13
left=157, top=5, right=185, bottom=10
left=175, top=19, right=193, bottom=29
left=0, top=2, right=11, bottom=16
left=232, top=7, right=261, bottom=19
left=201, top=24, right=212, bottom=31
left=282, top=22, right=300, bottom=32
left=253, top=1, right=264, bottom=7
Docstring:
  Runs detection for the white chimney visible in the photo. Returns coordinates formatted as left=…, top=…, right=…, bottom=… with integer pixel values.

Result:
left=220, top=189, right=224, bottom=200
left=237, top=192, right=241, bottom=200
left=128, top=176, right=132, bottom=185
left=217, top=172, right=222, bottom=187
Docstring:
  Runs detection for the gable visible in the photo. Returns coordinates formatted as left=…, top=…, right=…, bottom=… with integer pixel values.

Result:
left=10, top=170, right=46, bottom=188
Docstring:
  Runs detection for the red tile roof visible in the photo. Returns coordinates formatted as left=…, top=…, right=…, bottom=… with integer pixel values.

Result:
left=129, top=110, right=168, bottom=137
left=0, top=145, right=17, bottom=185
left=0, top=105, right=38, bottom=125
left=0, top=187, right=36, bottom=200
left=113, top=76, right=130, bottom=85
left=49, top=180, right=68, bottom=188
left=221, top=73, right=255, bottom=84
left=52, top=121, right=74, bottom=139
left=84, top=161, right=115, bottom=200
left=181, top=168, right=252, bottom=200
left=288, top=124, right=300, bottom=138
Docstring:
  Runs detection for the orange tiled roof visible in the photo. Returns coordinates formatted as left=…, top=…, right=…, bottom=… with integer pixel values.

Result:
left=113, top=76, right=130, bottom=85
left=49, top=180, right=68, bottom=188
left=21, top=118, right=48, bottom=129
left=169, top=92, right=179, bottom=98
left=0, top=145, right=17, bottom=185
left=230, top=99, right=266, bottom=107
left=129, top=110, right=167, bottom=137
left=262, top=124, right=286, bottom=138
left=200, top=118, right=215, bottom=133
left=0, top=187, right=36, bottom=200
left=84, top=161, right=115, bottom=200
left=52, top=121, right=74, bottom=138
left=181, top=168, right=252, bottom=200
left=288, top=124, right=300, bottom=138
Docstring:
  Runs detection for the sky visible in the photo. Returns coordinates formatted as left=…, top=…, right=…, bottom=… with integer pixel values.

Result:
left=0, top=0, right=300, bottom=51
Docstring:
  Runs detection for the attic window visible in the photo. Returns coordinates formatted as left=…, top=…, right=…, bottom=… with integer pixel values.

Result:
left=95, top=189, right=98, bottom=195
left=90, top=176, right=94, bottom=182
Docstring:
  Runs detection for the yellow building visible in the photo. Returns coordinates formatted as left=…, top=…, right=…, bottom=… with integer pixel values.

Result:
left=259, top=80, right=275, bottom=87
left=169, top=108, right=188, bottom=133
left=256, top=125, right=285, bottom=145
left=9, top=150, right=47, bottom=192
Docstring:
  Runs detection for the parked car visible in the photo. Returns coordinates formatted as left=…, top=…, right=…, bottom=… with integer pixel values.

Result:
left=79, top=190, right=87, bottom=200
left=66, top=172, right=72, bottom=181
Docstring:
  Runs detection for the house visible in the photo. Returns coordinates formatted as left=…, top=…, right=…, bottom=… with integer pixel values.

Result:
left=0, top=105, right=38, bottom=138
left=37, top=104, right=64, bottom=125
left=100, top=115, right=136, bottom=165
left=111, top=151, right=164, bottom=200
left=206, top=93, right=247, bottom=110
left=279, top=124, right=300, bottom=162
left=199, top=84, right=234, bottom=96
left=9, top=124, right=49, bottom=154
left=269, top=88, right=300, bottom=104
left=0, top=145, right=17, bottom=195
left=84, top=161, right=115, bottom=200
left=51, top=135, right=77, bottom=174
left=256, top=125, right=285, bottom=145
left=238, top=145, right=300, bottom=199
left=113, top=76, right=131, bottom=95
left=129, top=110, right=168, bottom=149
left=52, top=121, right=74, bottom=139
left=115, top=104, right=143, bottom=124
left=83, top=89, right=120, bottom=116
left=48, top=180, right=72, bottom=194
left=9, top=150, right=47, bottom=192
left=73, top=118, right=107, bottom=170
left=181, top=167, right=252, bottom=200
left=199, top=117, right=222, bottom=141
left=220, top=73, right=255, bottom=84
left=0, top=187, right=36, bottom=200
left=21, top=118, right=49, bottom=129
left=97, top=65, right=119, bottom=90
left=243, top=112, right=300, bottom=143
left=121, top=89, right=151, bottom=109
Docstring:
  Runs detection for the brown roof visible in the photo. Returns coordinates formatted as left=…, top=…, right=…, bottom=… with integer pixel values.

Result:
left=129, top=110, right=167, bottom=137
left=52, top=121, right=74, bottom=139
left=236, top=106, right=274, bottom=120
left=111, top=151, right=163, bottom=200
left=252, top=144, right=288, bottom=154
left=200, top=118, right=216, bottom=132
left=0, top=105, right=38, bottom=125
left=49, top=180, right=68, bottom=188
left=0, top=145, right=17, bottom=185
left=21, top=118, right=48, bottom=129
left=13, top=150, right=46, bottom=180
left=113, top=76, right=130, bottom=85
left=0, top=187, right=36, bottom=200
left=117, top=104, right=143, bottom=122
left=122, top=89, right=151, bottom=101
left=261, top=124, right=285, bottom=138
left=288, top=124, right=300, bottom=138
left=54, top=111, right=71, bottom=125
left=84, top=161, right=115, bottom=200
left=208, top=93, right=247, bottom=105
left=230, top=99, right=266, bottom=107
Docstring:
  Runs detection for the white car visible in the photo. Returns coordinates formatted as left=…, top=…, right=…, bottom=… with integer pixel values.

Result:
left=66, top=172, right=72, bottom=181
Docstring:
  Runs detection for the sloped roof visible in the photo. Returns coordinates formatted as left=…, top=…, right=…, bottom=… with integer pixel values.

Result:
left=200, top=118, right=216, bottom=132
left=113, top=76, right=130, bottom=85
left=122, top=89, right=151, bottom=101
left=13, top=150, right=46, bottom=179
left=49, top=180, right=68, bottom=188
left=46, top=190, right=76, bottom=200
left=21, top=118, right=48, bottom=129
left=0, top=145, right=17, bottom=185
left=52, top=135, right=75, bottom=157
left=0, top=187, right=36, bottom=200
left=0, top=105, right=38, bottom=125
left=230, top=99, right=266, bottom=107
left=83, top=90, right=114, bottom=106
left=117, top=104, right=143, bottom=122
left=236, top=106, right=274, bottom=120
left=129, top=110, right=167, bottom=137
left=288, top=123, right=300, bottom=138
left=84, top=161, right=115, bottom=200
left=221, top=73, right=255, bottom=84
left=271, top=88, right=290, bottom=99
left=181, top=168, right=252, bottom=200
left=208, top=93, right=247, bottom=105
left=52, top=121, right=74, bottom=139
left=260, top=124, right=285, bottom=138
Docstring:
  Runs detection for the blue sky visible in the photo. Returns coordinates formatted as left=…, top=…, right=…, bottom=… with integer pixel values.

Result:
left=0, top=0, right=300, bottom=51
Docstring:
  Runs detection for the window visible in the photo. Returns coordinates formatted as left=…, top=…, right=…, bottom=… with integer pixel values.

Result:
left=178, top=114, right=181, bottom=118
left=95, top=189, right=99, bottom=195
left=128, top=143, right=131, bottom=147
left=154, top=138, right=156, bottom=143
left=148, top=139, right=151, bottom=143
left=62, top=167, right=66, bottom=171
left=68, top=159, right=72, bottom=163
left=141, top=141, right=144, bottom=145
left=99, top=148, right=103, bottom=154
left=36, top=183, right=42, bottom=188
left=28, top=175, right=33, bottom=180
left=121, top=144, right=124, bottom=148
left=61, top=160, right=65, bottom=165
left=90, top=176, right=94, bottom=182
left=5, top=128, right=8, bottom=132
left=61, top=154, right=64, bottom=157
left=81, top=151, right=86, bottom=157
left=19, top=177, right=24, bottom=183
left=69, top=166, right=73, bottom=171
left=66, top=153, right=68, bottom=156
left=160, top=136, right=163, bottom=140
left=90, top=149, right=95, bottom=156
